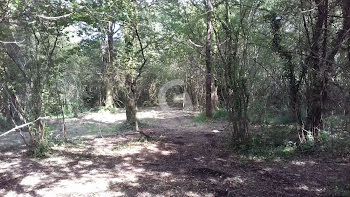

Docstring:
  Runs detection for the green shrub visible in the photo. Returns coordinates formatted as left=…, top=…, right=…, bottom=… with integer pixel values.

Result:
left=194, top=109, right=229, bottom=123
left=194, top=112, right=206, bottom=123
left=213, top=109, right=229, bottom=120
left=228, top=126, right=299, bottom=160
left=28, top=126, right=55, bottom=158
left=142, top=101, right=156, bottom=107
left=324, top=115, right=344, bottom=129
left=32, top=140, right=53, bottom=158
left=320, top=130, right=331, bottom=143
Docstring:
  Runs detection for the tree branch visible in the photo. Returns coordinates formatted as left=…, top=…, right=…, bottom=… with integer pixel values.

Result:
left=133, top=24, right=148, bottom=82
left=0, top=118, right=42, bottom=138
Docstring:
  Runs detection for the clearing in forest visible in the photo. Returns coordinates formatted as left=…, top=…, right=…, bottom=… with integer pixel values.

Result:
left=0, top=108, right=349, bottom=197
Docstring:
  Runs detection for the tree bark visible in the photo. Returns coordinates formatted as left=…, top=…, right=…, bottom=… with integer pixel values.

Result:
left=104, top=22, right=115, bottom=108
left=211, top=84, right=219, bottom=110
left=205, top=0, right=213, bottom=119
left=305, top=0, right=328, bottom=140
left=125, top=74, right=137, bottom=125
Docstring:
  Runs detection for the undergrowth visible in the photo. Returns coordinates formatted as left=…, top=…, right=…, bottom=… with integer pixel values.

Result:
left=194, top=108, right=229, bottom=123
left=228, top=126, right=350, bottom=160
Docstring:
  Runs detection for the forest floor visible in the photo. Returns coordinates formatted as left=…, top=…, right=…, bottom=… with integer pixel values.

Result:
left=0, top=108, right=349, bottom=197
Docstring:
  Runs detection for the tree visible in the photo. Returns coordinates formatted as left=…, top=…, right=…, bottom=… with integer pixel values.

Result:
left=0, top=0, right=70, bottom=150
left=304, top=0, right=350, bottom=141
left=205, top=0, right=213, bottom=119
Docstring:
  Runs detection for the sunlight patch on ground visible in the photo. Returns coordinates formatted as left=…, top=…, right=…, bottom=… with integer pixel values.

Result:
left=20, top=173, right=48, bottom=187
left=3, top=191, right=31, bottom=197
left=291, top=160, right=317, bottom=166
left=0, top=159, right=22, bottom=173
left=223, top=176, right=246, bottom=186
left=262, top=167, right=273, bottom=172
left=284, top=184, right=325, bottom=194
left=160, top=172, right=172, bottom=178
left=291, top=161, right=306, bottom=166
left=137, top=110, right=159, bottom=120
left=83, top=111, right=125, bottom=124
left=185, top=191, right=214, bottom=197
left=37, top=178, right=110, bottom=196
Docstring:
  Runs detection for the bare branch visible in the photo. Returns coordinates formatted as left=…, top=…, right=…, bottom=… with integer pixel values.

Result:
left=133, top=24, right=148, bottom=82
left=188, top=39, right=204, bottom=48
left=0, top=118, right=42, bottom=138
left=37, top=13, right=72, bottom=21
left=0, top=39, right=25, bottom=44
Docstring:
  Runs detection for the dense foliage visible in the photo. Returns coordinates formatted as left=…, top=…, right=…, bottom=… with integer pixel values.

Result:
left=0, top=0, right=349, bottom=154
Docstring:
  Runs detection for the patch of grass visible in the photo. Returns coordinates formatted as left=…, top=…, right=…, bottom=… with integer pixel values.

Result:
left=84, top=122, right=130, bottom=135
left=88, top=106, right=121, bottom=114
left=213, top=109, right=229, bottom=120
left=116, top=121, right=149, bottom=132
left=56, top=138, right=85, bottom=147
left=194, top=109, right=229, bottom=123
left=194, top=112, right=206, bottom=123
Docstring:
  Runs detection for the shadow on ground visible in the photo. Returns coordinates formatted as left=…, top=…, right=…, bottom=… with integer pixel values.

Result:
left=0, top=109, right=349, bottom=197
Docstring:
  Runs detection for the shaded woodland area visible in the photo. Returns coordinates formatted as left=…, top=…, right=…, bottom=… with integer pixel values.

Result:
left=0, top=0, right=350, bottom=196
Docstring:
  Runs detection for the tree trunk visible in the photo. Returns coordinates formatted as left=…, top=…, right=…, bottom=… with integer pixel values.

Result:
left=205, top=0, right=213, bottom=119
left=347, top=109, right=350, bottom=132
left=305, top=0, right=328, bottom=140
left=211, top=84, right=219, bottom=110
left=30, top=64, right=44, bottom=148
left=347, top=30, right=350, bottom=133
left=105, top=79, right=114, bottom=108
left=306, top=0, right=350, bottom=140
left=221, top=0, right=249, bottom=143
left=125, top=75, right=137, bottom=125
left=103, top=22, right=115, bottom=108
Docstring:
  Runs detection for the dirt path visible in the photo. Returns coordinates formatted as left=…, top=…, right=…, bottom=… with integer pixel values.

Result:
left=0, top=109, right=349, bottom=196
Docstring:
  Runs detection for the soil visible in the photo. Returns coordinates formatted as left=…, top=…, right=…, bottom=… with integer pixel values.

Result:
left=0, top=108, right=349, bottom=197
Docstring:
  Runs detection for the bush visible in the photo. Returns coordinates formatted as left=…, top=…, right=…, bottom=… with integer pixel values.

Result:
left=28, top=126, right=55, bottom=158
left=194, top=112, right=207, bottom=123
left=228, top=126, right=299, bottom=159
left=213, top=109, right=229, bottom=120
left=142, top=101, right=156, bottom=107
left=32, top=140, right=53, bottom=158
